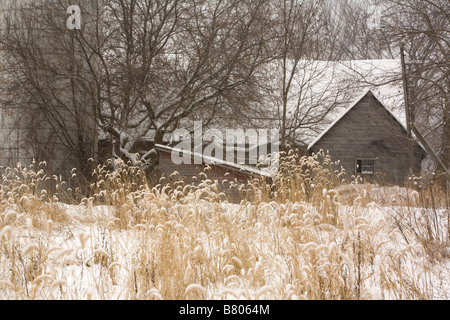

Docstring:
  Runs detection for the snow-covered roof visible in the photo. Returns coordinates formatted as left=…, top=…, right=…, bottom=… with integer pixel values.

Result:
left=154, top=144, right=275, bottom=178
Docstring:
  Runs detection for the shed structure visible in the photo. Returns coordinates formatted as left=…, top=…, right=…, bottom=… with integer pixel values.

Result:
left=154, top=144, right=273, bottom=203
left=307, top=89, right=426, bottom=185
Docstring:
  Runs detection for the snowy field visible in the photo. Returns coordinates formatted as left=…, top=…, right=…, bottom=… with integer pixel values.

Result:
left=0, top=177, right=448, bottom=300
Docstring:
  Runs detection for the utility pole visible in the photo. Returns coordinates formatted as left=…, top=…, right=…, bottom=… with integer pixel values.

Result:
left=400, top=44, right=412, bottom=139
left=400, top=43, right=416, bottom=177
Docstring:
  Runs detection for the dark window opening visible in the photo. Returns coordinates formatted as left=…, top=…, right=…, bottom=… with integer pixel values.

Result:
left=356, top=159, right=375, bottom=174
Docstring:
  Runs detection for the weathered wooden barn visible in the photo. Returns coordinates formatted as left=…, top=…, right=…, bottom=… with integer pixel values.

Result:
left=154, top=144, right=273, bottom=202
left=307, top=89, right=426, bottom=185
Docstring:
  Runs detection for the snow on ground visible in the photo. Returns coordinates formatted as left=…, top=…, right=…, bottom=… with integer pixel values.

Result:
left=0, top=188, right=449, bottom=300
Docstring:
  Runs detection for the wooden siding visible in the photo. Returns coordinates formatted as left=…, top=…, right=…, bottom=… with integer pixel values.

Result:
left=309, top=91, right=425, bottom=185
left=156, top=150, right=264, bottom=203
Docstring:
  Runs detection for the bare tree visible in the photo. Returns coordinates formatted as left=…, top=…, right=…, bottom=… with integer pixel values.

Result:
left=377, top=0, right=450, bottom=171
left=262, top=0, right=357, bottom=149
left=0, top=0, right=99, bottom=180
left=325, top=0, right=393, bottom=60
left=77, top=0, right=274, bottom=168
left=1, top=0, right=274, bottom=177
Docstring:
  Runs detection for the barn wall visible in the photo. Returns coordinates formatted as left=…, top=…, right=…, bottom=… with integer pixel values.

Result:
left=309, top=92, right=424, bottom=185
left=157, top=151, right=258, bottom=203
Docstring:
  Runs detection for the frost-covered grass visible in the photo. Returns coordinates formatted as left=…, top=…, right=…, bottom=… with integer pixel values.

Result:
left=0, top=154, right=449, bottom=300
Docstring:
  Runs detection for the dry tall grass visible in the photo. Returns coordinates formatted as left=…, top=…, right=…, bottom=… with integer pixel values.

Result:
left=0, top=152, right=448, bottom=300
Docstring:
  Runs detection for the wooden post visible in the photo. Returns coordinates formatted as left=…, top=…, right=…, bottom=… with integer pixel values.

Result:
left=400, top=44, right=415, bottom=176
left=400, top=44, right=412, bottom=139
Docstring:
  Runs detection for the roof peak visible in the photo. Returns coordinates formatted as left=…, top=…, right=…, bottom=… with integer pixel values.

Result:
left=307, top=89, right=376, bottom=150
left=306, top=88, right=420, bottom=152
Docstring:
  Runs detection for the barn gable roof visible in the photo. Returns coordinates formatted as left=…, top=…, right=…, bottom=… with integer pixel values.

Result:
left=307, top=89, right=426, bottom=154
